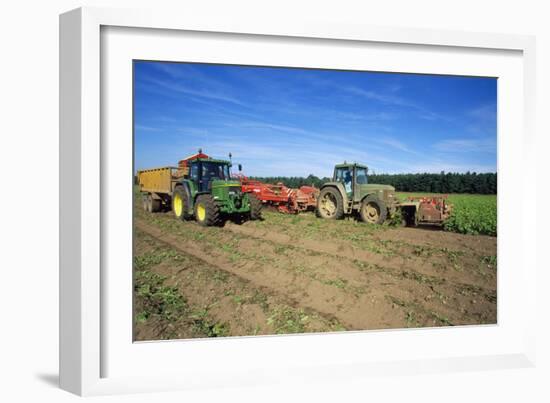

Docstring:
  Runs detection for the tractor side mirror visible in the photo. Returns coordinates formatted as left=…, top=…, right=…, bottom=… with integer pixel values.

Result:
left=238, top=164, right=242, bottom=172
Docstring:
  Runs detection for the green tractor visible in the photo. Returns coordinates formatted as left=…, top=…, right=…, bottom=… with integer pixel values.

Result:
left=137, top=153, right=262, bottom=226
left=316, top=162, right=397, bottom=224
left=316, top=162, right=452, bottom=226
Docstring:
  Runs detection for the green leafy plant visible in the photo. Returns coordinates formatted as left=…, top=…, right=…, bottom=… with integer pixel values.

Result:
left=267, top=307, right=310, bottom=334
left=134, top=269, right=187, bottom=323
left=443, top=195, right=496, bottom=236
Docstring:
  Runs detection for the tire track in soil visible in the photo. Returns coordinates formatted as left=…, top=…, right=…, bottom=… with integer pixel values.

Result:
left=134, top=230, right=342, bottom=339
left=136, top=218, right=496, bottom=329
left=225, top=220, right=496, bottom=326
left=225, top=222, right=496, bottom=291
left=135, top=220, right=348, bottom=328
left=372, top=226, right=496, bottom=255
left=136, top=219, right=419, bottom=330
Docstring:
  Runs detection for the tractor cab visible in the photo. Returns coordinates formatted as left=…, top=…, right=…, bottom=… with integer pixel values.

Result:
left=189, top=159, right=232, bottom=192
left=333, top=163, right=369, bottom=199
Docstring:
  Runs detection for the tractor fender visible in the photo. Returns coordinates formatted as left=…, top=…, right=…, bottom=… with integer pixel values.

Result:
left=320, top=182, right=351, bottom=214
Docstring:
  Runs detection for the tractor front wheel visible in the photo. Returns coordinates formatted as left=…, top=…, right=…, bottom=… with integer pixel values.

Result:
left=316, top=187, right=344, bottom=220
left=360, top=195, right=387, bottom=224
left=248, top=194, right=263, bottom=220
left=194, top=194, right=221, bottom=227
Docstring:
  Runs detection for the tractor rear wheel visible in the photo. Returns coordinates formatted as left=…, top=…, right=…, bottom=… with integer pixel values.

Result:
left=194, top=194, right=221, bottom=227
left=360, top=195, right=387, bottom=224
left=248, top=194, right=263, bottom=220
left=316, top=187, right=344, bottom=220
left=172, top=186, right=191, bottom=221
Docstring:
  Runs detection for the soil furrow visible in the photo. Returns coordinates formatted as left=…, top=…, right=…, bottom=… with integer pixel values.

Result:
left=225, top=221, right=495, bottom=290
left=135, top=217, right=496, bottom=329
left=134, top=228, right=345, bottom=339
left=135, top=220, right=353, bottom=327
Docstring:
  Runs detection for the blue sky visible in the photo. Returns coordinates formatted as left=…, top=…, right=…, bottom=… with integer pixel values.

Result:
left=134, top=61, right=497, bottom=177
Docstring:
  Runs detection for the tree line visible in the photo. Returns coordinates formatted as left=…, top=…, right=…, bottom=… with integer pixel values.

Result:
left=251, top=172, right=497, bottom=194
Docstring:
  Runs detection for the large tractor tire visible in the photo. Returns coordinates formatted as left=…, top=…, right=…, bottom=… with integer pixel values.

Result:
left=248, top=194, right=263, bottom=220
left=172, top=186, right=191, bottom=221
left=316, top=187, right=344, bottom=220
left=360, top=195, right=387, bottom=224
left=194, top=194, right=221, bottom=227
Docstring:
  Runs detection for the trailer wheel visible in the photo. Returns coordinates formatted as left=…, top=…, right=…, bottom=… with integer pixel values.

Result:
left=142, top=194, right=149, bottom=212
left=194, top=194, right=221, bottom=227
left=151, top=198, right=161, bottom=212
left=360, top=195, right=387, bottom=224
left=316, top=187, right=344, bottom=220
left=248, top=194, right=263, bottom=220
left=172, top=186, right=191, bottom=221
left=146, top=194, right=153, bottom=213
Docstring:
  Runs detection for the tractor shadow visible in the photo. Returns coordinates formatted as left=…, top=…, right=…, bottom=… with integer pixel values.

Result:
left=223, top=215, right=265, bottom=226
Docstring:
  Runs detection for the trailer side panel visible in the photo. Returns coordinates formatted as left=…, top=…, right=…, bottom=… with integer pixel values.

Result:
left=137, top=167, right=177, bottom=195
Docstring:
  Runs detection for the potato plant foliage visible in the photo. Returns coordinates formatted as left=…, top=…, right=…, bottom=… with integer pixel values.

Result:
left=443, top=194, right=497, bottom=236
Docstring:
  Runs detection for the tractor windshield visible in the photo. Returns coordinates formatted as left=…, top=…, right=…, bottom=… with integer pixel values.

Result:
left=335, top=167, right=352, bottom=183
left=201, top=162, right=230, bottom=181
left=356, top=167, right=368, bottom=184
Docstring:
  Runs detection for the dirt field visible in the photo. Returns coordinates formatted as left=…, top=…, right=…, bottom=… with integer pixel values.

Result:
left=133, top=203, right=497, bottom=341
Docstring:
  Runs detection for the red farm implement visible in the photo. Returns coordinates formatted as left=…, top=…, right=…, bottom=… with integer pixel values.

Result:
left=399, top=195, right=452, bottom=226
left=238, top=177, right=319, bottom=214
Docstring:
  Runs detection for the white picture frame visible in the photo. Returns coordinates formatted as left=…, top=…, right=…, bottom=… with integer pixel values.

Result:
left=59, top=6, right=537, bottom=396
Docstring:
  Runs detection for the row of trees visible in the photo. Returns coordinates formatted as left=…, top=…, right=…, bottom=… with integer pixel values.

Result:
left=369, top=172, right=497, bottom=194
left=252, top=172, right=497, bottom=194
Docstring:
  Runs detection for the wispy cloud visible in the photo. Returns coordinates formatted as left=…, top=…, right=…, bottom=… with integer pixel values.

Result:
left=468, top=103, right=497, bottom=121
left=342, top=86, right=448, bottom=121
left=139, top=63, right=249, bottom=107
left=433, top=138, right=496, bottom=153
left=343, top=86, right=416, bottom=108
left=146, top=77, right=246, bottom=106
left=174, top=127, right=209, bottom=136
left=153, top=63, right=228, bottom=90
left=135, top=124, right=162, bottom=132
left=465, top=103, right=497, bottom=135
left=224, top=121, right=344, bottom=143
left=377, top=137, right=417, bottom=154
